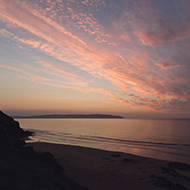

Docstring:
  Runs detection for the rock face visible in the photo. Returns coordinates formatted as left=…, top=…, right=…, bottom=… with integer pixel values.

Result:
left=0, top=110, right=32, bottom=137
left=0, top=111, right=32, bottom=149
left=0, top=111, right=88, bottom=190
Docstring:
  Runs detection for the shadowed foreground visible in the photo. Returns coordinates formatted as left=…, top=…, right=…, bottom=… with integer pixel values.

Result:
left=29, top=142, right=190, bottom=190
left=0, top=111, right=87, bottom=190
left=1, top=110, right=190, bottom=190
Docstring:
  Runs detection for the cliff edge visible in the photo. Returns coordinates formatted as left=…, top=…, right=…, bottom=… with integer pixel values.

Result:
left=0, top=111, right=87, bottom=190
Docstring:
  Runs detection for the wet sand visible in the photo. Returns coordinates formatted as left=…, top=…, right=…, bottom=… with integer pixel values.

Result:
left=28, top=142, right=190, bottom=190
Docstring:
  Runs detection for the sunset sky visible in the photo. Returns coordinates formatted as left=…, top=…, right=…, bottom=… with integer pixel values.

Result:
left=0, top=0, right=190, bottom=118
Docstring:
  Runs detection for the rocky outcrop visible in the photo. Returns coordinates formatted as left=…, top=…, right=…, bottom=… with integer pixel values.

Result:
left=149, top=175, right=189, bottom=190
left=0, top=111, right=88, bottom=190
left=168, top=162, right=190, bottom=171
left=0, top=111, right=33, bottom=149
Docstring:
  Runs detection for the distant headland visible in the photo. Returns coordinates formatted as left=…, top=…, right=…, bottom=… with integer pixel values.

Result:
left=13, top=114, right=123, bottom=119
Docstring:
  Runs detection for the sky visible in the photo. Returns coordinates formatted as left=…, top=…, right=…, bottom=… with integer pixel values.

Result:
left=0, top=0, right=190, bottom=118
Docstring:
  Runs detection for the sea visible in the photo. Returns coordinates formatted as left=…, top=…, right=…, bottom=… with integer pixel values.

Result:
left=17, top=118, right=190, bottom=164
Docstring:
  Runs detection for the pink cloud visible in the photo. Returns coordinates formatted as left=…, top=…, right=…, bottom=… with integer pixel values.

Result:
left=0, top=1, right=123, bottom=93
left=38, top=81, right=82, bottom=90
left=0, top=63, right=115, bottom=97
left=21, top=60, right=92, bottom=88
left=1, top=0, right=190, bottom=113
left=155, top=62, right=181, bottom=69
left=133, top=86, right=153, bottom=95
left=88, top=87, right=114, bottom=97
left=122, top=1, right=190, bottom=47
left=136, top=26, right=190, bottom=47
left=113, top=97, right=162, bottom=112
left=66, top=6, right=110, bottom=43
left=0, top=64, right=50, bottom=82
left=80, top=0, right=106, bottom=9
left=36, top=59, right=92, bottom=82
left=112, top=98, right=129, bottom=105
left=102, top=100, right=113, bottom=104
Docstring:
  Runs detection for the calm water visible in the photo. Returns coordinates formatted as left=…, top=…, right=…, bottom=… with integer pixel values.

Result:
left=17, top=118, right=190, bottom=164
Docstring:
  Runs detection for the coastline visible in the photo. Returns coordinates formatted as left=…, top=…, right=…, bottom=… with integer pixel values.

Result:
left=0, top=110, right=87, bottom=190
left=18, top=118, right=190, bottom=165
left=27, top=142, right=190, bottom=190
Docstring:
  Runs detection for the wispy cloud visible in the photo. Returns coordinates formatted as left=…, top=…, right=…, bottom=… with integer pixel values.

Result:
left=0, top=0, right=190, bottom=113
left=0, top=64, right=50, bottom=82
left=36, top=59, right=92, bottom=82
left=155, top=62, right=181, bottom=70
left=136, top=23, right=190, bottom=47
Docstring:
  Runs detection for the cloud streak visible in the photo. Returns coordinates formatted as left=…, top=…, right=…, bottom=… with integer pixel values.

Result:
left=0, top=64, right=50, bottom=82
left=0, top=0, right=190, bottom=114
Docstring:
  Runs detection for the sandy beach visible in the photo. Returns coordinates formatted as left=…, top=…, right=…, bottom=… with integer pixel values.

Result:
left=27, top=142, right=190, bottom=190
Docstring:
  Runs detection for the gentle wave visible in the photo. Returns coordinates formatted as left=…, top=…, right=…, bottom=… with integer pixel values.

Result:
left=20, top=118, right=190, bottom=164
left=26, top=128, right=190, bottom=164
left=28, top=129, right=190, bottom=148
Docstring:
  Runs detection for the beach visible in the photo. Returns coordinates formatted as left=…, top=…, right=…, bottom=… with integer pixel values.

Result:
left=28, top=142, right=190, bottom=190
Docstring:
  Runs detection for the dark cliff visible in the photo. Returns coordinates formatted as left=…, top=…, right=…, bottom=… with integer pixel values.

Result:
left=0, top=111, right=87, bottom=190
left=0, top=110, right=33, bottom=149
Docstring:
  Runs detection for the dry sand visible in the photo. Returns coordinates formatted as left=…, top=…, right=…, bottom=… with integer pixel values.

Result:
left=27, top=142, right=190, bottom=190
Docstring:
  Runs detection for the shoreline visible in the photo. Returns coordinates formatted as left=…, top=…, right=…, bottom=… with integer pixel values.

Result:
left=27, top=142, right=190, bottom=190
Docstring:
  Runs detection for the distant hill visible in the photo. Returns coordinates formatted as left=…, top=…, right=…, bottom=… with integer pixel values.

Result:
left=13, top=114, right=123, bottom=119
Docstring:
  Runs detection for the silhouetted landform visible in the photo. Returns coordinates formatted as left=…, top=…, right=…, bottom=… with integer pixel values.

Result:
left=0, top=111, right=88, bottom=190
left=0, top=110, right=33, bottom=147
left=14, top=114, right=123, bottom=119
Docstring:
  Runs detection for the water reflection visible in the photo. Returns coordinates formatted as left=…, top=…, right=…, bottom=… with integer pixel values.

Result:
left=18, top=118, right=190, bottom=164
